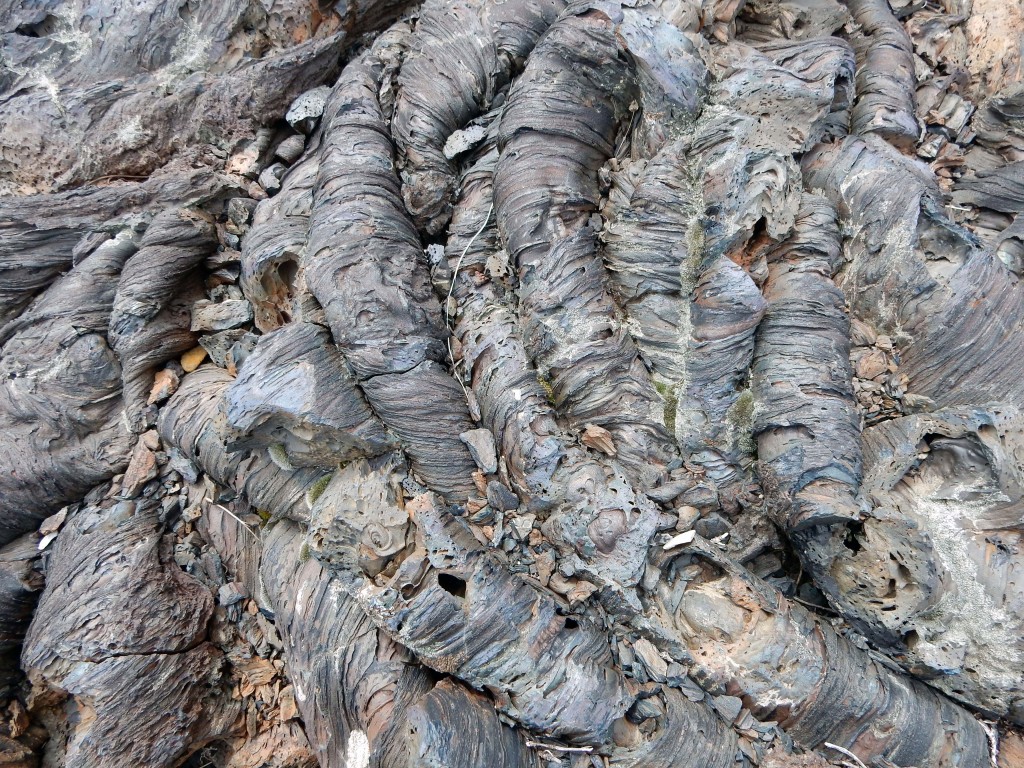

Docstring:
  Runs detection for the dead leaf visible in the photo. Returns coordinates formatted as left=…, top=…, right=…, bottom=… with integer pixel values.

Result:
left=279, top=685, right=298, bottom=721
left=581, top=424, right=616, bottom=456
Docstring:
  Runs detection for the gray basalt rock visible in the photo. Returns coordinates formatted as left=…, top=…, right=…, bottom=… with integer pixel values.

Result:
left=6, top=0, right=1024, bottom=762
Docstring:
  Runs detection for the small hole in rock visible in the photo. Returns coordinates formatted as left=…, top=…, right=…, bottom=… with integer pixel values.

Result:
left=278, top=259, right=299, bottom=288
left=438, top=573, right=467, bottom=599
left=842, top=521, right=865, bottom=553
left=15, top=15, right=59, bottom=37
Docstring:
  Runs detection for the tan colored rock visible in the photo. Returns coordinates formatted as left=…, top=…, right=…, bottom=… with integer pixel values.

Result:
left=181, top=347, right=208, bottom=373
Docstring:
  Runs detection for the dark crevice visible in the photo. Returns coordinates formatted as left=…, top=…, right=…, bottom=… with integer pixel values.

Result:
left=437, top=572, right=467, bottom=599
